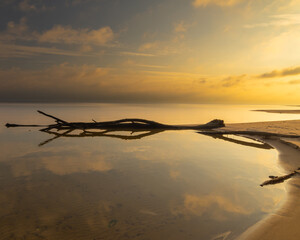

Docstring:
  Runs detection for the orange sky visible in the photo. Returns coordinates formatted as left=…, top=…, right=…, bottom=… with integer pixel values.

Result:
left=0, top=0, right=300, bottom=103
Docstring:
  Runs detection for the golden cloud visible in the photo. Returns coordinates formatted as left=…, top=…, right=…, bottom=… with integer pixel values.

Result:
left=38, top=25, right=114, bottom=46
left=192, top=0, right=242, bottom=7
left=174, top=22, right=188, bottom=33
left=19, top=0, right=37, bottom=12
left=1, top=63, right=300, bottom=104
left=258, top=66, right=300, bottom=78
left=0, top=18, right=115, bottom=54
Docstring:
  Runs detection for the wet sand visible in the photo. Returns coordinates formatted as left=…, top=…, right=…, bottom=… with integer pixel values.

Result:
left=220, top=121, right=300, bottom=240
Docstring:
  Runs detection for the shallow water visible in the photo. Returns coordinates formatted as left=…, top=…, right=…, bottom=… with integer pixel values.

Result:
left=0, top=104, right=293, bottom=240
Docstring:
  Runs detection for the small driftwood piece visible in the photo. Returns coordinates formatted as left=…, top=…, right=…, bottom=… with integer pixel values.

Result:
left=5, top=110, right=225, bottom=132
left=260, top=168, right=300, bottom=187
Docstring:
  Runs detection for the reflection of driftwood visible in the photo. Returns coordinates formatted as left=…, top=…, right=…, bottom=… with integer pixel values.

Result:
left=6, top=110, right=225, bottom=131
left=198, top=130, right=300, bottom=138
left=260, top=168, right=300, bottom=187
left=201, top=133, right=273, bottom=150
left=39, top=129, right=164, bottom=146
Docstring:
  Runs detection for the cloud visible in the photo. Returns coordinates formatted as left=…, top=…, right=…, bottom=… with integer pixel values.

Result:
left=0, top=0, right=16, bottom=6
left=288, top=79, right=300, bottom=84
left=254, top=28, right=300, bottom=66
left=122, top=60, right=168, bottom=69
left=2, top=17, right=29, bottom=41
left=38, top=25, right=114, bottom=46
left=173, top=21, right=190, bottom=42
left=66, top=0, right=95, bottom=6
left=258, top=66, right=300, bottom=78
left=139, top=41, right=160, bottom=52
left=0, top=63, right=229, bottom=103
left=1, top=62, right=300, bottom=104
left=120, top=51, right=155, bottom=57
left=192, top=0, right=242, bottom=7
left=221, top=74, right=246, bottom=87
left=138, top=40, right=184, bottom=56
left=0, top=63, right=111, bottom=102
left=174, top=22, right=188, bottom=33
left=244, top=14, right=300, bottom=28
left=0, top=19, right=115, bottom=56
left=18, top=0, right=55, bottom=12
left=0, top=43, right=93, bottom=58
left=19, top=0, right=37, bottom=11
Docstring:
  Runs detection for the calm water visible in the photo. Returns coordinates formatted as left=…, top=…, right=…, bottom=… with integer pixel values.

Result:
left=0, top=103, right=297, bottom=240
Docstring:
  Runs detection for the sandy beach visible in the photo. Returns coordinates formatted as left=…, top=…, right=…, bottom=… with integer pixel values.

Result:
left=219, top=119, right=300, bottom=240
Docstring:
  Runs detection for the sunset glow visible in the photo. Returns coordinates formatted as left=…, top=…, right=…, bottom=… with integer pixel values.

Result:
left=1, top=0, right=300, bottom=104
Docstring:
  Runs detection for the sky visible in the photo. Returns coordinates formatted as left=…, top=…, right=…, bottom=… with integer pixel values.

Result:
left=1, top=0, right=300, bottom=104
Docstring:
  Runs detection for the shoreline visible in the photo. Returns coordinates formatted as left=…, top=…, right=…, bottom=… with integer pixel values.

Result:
left=253, top=109, right=300, bottom=114
left=219, top=122, right=300, bottom=240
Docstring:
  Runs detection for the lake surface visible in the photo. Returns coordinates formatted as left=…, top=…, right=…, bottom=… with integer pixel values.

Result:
left=0, top=103, right=297, bottom=240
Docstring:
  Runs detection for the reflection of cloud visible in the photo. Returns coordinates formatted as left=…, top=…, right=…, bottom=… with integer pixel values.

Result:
left=139, top=209, right=158, bottom=216
left=212, top=231, right=231, bottom=240
left=192, top=0, right=242, bottom=7
left=169, top=170, right=180, bottom=180
left=11, top=150, right=112, bottom=177
left=171, top=194, right=251, bottom=221
left=123, top=146, right=150, bottom=153
left=184, top=194, right=250, bottom=216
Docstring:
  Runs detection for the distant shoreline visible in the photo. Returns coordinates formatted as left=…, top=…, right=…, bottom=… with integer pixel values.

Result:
left=253, top=109, right=300, bottom=114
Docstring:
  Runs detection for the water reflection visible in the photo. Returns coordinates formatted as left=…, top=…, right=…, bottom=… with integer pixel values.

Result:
left=200, top=133, right=273, bottom=150
left=0, top=128, right=284, bottom=240
left=39, top=129, right=164, bottom=146
left=39, top=127, right=273, bottom=152
left=0, top=105, right=286, bottom=240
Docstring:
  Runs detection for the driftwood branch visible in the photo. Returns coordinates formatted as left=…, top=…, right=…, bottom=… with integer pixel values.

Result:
left=37, top=110, right=68, bottom=124
left=260, top=168, right=300, bottom=187
left=5, top=110, right=225, bottom=131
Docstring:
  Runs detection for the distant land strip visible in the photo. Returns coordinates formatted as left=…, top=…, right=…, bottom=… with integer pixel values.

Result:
left=253, top=110, right=300, bottom=114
